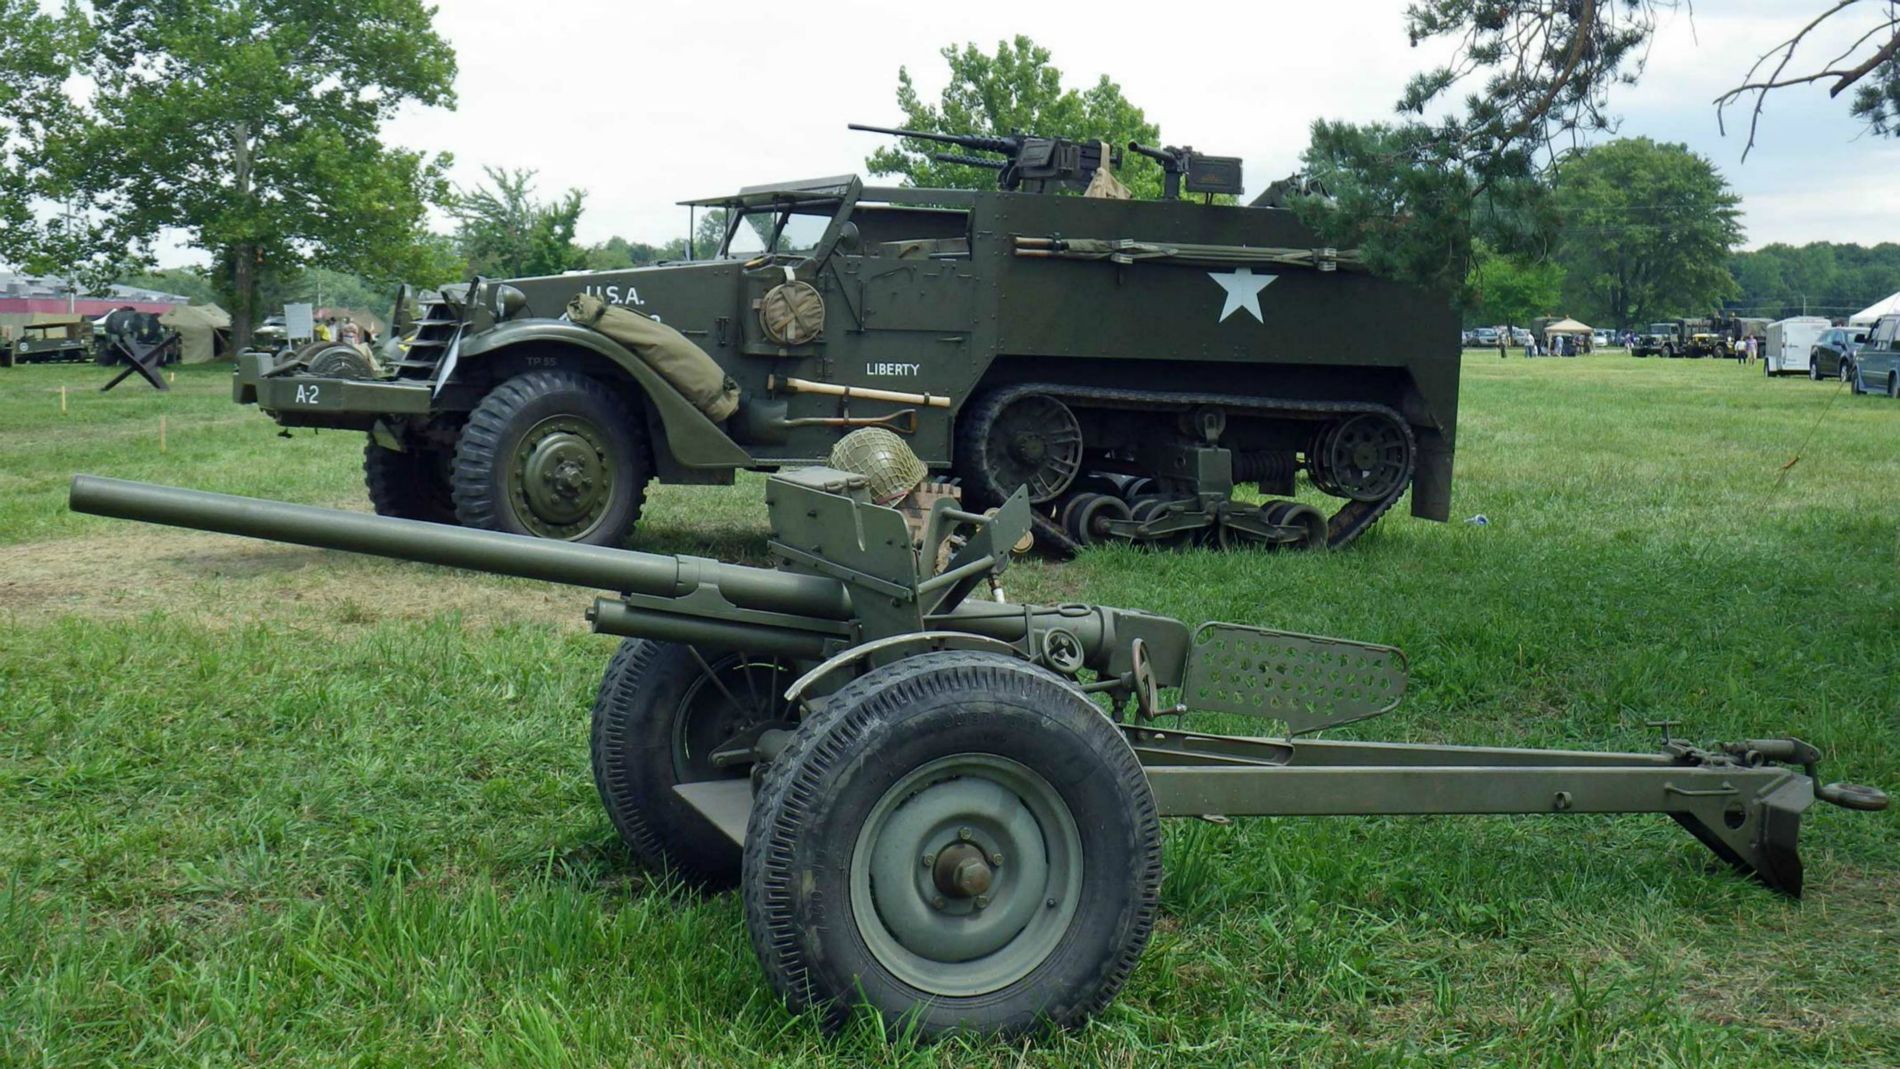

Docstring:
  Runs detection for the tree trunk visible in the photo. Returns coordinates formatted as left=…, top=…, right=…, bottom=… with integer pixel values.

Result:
left=230, top=120, right=256, bottom=351
left=233, top=242, right=255, bottom=352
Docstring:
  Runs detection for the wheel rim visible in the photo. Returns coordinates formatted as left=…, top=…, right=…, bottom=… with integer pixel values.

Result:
left=850, top=753, right=1083, bottom=996
left=1314, top=414, right=1412, bottom=502
left=985, top=396, right=1083, bottom=503
left=509, top=414, right=615, bottom=539
left=670, top=653, right=791, bottom=782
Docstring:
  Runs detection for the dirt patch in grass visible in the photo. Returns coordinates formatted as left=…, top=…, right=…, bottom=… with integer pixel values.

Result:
left=0, top=524, right=595, bottom=633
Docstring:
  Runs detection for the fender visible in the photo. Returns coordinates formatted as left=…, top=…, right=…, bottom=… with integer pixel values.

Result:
left=459, top=319, right=751, bottom=469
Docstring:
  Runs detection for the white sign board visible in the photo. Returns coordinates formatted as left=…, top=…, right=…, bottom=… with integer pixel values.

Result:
left=284, top=302, right=314, bottom=342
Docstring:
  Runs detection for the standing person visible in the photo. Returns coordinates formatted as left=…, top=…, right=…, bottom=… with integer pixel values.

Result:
left=1497, top=327, right=1508, bottom=360
left=339, top=318, right=361, bottom=345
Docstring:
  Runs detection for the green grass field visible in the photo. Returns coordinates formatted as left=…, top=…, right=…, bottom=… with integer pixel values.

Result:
left=2, top=354, right=1895, bottom=1066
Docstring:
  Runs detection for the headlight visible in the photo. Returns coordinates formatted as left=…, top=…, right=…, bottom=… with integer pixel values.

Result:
left=490, top=284, right=527, bottom=321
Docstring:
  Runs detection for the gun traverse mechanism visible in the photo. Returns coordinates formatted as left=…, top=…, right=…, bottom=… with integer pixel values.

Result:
left=67, top=473, right=1887, bottom=1040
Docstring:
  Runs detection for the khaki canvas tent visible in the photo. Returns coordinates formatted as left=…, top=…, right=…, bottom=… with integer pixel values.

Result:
left=159, top=303, right=232, bottom=363
left=1541, top=317, right=1593, bottom=354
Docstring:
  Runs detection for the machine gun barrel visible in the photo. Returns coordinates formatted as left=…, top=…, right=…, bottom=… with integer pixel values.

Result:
left=67, top=475, right=853, bottom=621
left=848, top=123, right=1017, bottom=156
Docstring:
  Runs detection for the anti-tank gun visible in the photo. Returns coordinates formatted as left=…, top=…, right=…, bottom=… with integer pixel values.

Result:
left=67, top=471, right=1888, bottom=1039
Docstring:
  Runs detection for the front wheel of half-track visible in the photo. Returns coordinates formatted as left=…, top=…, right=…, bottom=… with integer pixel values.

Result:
left=364, top=440, right=458, bottom=523
left=451, top=370, right=649, bottom=546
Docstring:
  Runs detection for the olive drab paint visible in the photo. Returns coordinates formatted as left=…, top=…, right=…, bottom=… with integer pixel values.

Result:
left=235, top=137, right=1460, bottom=550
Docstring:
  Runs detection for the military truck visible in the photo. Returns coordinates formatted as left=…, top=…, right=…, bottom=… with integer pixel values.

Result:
left=11, top=317, right=95, bottom=364
left=235, top=128, right=1460, bottom=553
left=1632, top=318, right=1730, bottom=359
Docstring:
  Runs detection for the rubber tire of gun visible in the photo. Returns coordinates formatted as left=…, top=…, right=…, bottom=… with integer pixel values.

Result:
left=743, top=651, right=1162, bottom=1037
left=451, top=370, right=648, bottom=546
left=590, top=639, right=765, bottom=889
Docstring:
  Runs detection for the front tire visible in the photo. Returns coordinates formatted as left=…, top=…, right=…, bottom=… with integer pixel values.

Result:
left=591, top=639, right=793, bottom=889
left=744, top=652, right=1161, bottom=1037
left=452, top=370, right=649, bottom=546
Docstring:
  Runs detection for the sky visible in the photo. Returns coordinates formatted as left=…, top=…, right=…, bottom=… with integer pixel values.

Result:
left=160, top=0, right=1900, bottom=262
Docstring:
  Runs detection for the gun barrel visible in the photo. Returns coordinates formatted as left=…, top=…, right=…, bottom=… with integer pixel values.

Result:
left=849, top=123, right=1014, bottom=155
left=68, top=475, right=853, bottom=621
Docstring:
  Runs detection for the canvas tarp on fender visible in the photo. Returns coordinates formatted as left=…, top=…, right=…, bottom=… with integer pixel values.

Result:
left=159, top=304, right=233, bottom=363
left=566, top=293, right=740, bottom=421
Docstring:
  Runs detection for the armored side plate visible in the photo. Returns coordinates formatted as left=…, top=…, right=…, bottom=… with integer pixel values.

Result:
left=1182, top=623, right=1407, bottom=734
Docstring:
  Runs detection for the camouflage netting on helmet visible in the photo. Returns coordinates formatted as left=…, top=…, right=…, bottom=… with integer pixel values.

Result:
left=828, top=427, right=927, bottom=504
left=567, top=293, right=741, bottom=421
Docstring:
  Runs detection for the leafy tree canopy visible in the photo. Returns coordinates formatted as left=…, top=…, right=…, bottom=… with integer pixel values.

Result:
left=449, top=167, right=584, bottom=279
left=584, top=235, right=690, bottom=272
left=1551, top=137, right=1741, bottom=329
left=1299, top=3, right=1898, bottom=298
left=1725, top=241, right=1900, bottom=321
left=865, top=36, right=1164, bottom=198
left=1465, top=241, right=1566, bottom=328
left=1, top=0, right=457, bottom=347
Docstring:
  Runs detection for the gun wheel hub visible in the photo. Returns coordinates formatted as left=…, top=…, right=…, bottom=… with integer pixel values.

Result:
left=512, top=415, right=613, bottom=538
left=850, top=753, right=1082, bottom=995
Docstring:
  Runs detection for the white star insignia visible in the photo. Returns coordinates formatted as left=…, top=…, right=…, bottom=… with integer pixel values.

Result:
left=1209, top=267, right=1276, bottom=323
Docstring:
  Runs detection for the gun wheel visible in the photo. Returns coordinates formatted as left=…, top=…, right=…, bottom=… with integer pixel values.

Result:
left=591, top=639, right=794, bottom=889
left=744, top=652, right=1160, bottom=1036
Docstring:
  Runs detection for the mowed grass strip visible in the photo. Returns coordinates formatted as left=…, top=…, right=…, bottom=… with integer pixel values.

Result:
left=0, top=355, right=1895, bottom=1066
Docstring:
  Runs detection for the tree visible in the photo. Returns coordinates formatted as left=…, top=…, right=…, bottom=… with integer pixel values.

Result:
left=584, top=235, right=689, bottom=271
left=7, top=0, right=456, bottom=349
left=1551, top=138, right=1742, bottom=329
left=865, top=36, right=1164, bottom=198
left=1726, top=241, right=1900, bottom=320
left=1466, top=242, right=1565, bottom=328
left=450, top=167, right=585, bottom=279
left=1297, top=4, right=1897, bottom=297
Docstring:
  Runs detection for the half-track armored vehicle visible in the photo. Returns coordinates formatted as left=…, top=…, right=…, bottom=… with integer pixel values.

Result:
left=10, top=317, right=94, bottom=364
left=235, top=126, right=1459, bottom=553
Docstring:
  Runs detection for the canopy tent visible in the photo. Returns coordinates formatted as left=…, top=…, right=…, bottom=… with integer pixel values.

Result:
left=1849, top=290, right=1900, bottom=326
left=159, top=303, right=232, bottom=364
left=1541, top=317, right=1593, bottom=337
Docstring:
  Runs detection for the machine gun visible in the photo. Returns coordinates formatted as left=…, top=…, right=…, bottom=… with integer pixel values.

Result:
left=850, top=122, right=1121, bottom=193
left=1127, top=141, right=1245, bottom=201
left=66, top=471, right=1888, bottom=1039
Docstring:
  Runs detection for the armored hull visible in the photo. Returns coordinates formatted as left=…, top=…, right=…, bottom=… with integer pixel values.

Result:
left=239, top=175, right=1459, bottom=551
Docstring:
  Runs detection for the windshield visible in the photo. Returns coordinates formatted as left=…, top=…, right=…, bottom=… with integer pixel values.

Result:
left=1648, top=324, right=1673, bottom=334
left=720, top=207, right=832, bottom=258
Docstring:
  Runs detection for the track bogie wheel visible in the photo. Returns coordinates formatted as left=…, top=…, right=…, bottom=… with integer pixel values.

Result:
left=591, top=639, right=793, bottom=889
left=1065, top=492, right=1131, bottom=546
left=743, top=652, right=1161, bottom=1037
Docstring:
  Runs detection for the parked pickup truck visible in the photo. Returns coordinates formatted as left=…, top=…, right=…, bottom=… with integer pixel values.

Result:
left=1852, top=314, right=1900, bottom=398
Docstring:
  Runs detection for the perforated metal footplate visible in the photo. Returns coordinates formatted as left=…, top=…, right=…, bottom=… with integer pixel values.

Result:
left=1182, top=623, right=1408, bottom=734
